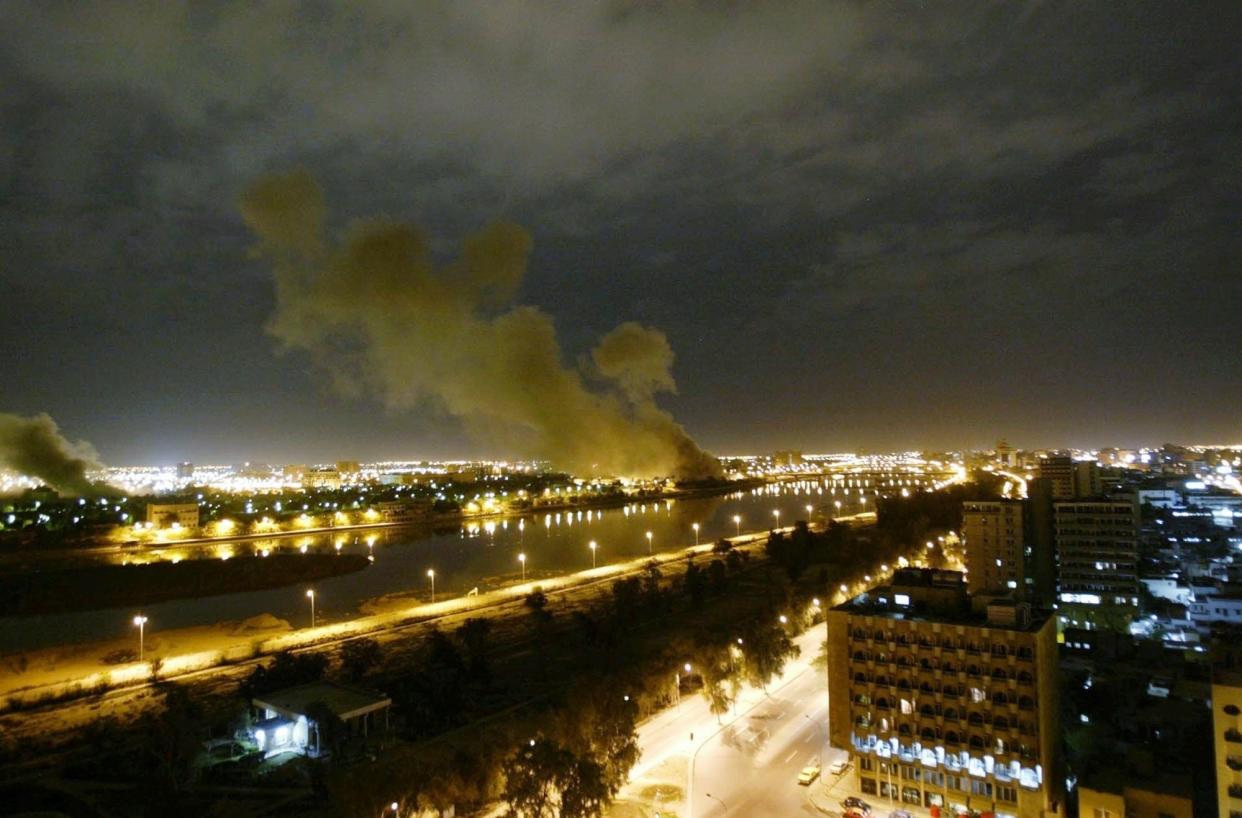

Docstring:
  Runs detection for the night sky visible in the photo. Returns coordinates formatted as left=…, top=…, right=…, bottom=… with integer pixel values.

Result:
left=2, top=2, right=1240, bottom=465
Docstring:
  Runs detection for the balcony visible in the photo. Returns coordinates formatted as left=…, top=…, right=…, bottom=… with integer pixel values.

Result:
left=1229, top=784, right=1242, bottom=800
left=1227, top=729, right=1242, bottom=744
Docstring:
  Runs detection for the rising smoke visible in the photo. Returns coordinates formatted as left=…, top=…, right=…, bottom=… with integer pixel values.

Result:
left=240, top=171, right=720, bottom=480
left=0, top=412, right=102, bottom=496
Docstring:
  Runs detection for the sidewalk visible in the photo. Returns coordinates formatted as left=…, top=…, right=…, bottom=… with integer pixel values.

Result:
left=608, top=624, right=826, bottom=818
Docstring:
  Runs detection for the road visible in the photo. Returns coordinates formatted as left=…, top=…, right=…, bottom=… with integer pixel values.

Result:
left=622, top=621, right=853, bottom=818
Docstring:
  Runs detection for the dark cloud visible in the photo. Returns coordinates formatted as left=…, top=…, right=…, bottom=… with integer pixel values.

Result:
left=1, top=1, right=1240, bottom=462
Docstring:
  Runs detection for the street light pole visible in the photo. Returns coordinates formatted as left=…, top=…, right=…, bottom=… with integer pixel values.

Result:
left=589, top=540, right=597, bottom=568
left=427, top=568, right=435, bottom=603
left=645, top=530, right=653, bottom=555
left=675, top=662, right=691, bottom=709
left=132, top=614, right=147, bottom=662
left=772, top=509, right=780, bottom=529
left=518, top=552, right=526, bottom=582
left=733, top=515, right=741, bottom=537
left=692, top=523, right=700, bottom=546
left=306, top=589, right=316, bottom=628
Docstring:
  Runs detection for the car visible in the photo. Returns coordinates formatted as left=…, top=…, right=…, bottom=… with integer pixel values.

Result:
left=841, top=797, right=871, bottom=813
left=888, top=810, right=914, bottom=818
left=827, top=759, right=849, bottom=775
left=843, top=811, right=867, bottom=818
left=797, top=761, right=821, bottom=785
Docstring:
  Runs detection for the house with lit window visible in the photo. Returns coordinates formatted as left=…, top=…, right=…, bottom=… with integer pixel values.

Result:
left=826, top=569, right=1063, bottom=818
left=250, top=681, right=392, bottom=757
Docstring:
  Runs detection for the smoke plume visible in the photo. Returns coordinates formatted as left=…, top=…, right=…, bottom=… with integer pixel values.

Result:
left=240, top=170, right=720, bottom=480
left=0, top=412, right=102, bottom=496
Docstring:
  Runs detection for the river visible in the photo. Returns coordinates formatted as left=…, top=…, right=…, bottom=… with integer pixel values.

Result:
left=0, top=477, right=917, bottom=653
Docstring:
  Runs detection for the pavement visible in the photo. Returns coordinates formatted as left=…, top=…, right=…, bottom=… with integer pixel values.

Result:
left=612, top=621, right=853, bottom=818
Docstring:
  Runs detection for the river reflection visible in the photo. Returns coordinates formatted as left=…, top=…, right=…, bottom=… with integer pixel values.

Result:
left=0, top=478, right=907, bottom=652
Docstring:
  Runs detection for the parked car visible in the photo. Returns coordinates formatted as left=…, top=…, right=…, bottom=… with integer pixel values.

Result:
left=841, top=797, right=871, bottom=813
left=888, top=810, right=914, bottom=818
left=827, top=759, right=849, bottom=775
left=844, top=811, right=867, bottom=818
left=797, top=760, right=821, bottom=785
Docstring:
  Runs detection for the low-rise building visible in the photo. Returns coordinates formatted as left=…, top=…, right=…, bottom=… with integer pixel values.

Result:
left=145, top=502, right=199, bottom=529
left=250, top=681, right=391, bottom=757
left=1077, top=773, right=1193, bottom=818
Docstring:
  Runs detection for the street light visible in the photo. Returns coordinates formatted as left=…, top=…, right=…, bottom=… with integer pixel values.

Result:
left=645, top=530, right=653, bottom=555
left=132, top=614, right=148, bottom=662
left=306, top=589, right=316, bottom=628
left=733, top=515, right=741, bottom=537
left=772, top=509, right=780, bottom=528
left=805, top=504, right=813, bottom=517
left=589, top=540, right=597, bottom=568
left=518, top=552, right=526, bottom=582
left=427, top=568, right=435, bottom=603
left=675, top=662, right=692, bottom=708
left=692, top=522, right=700, bottom=546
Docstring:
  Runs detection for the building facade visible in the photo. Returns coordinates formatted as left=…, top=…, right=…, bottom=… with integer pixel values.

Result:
left=145, top=502, right=199, bottom=529
left=963, top=500, right=1027, bottom=597
left=826, top=570, right=1063, bottom=818
left=1213, top=672, right=1242, bottom=818
left=1077, top=777, right=1192, bottom=818
left=1054, top=499, right=1139, bottom=620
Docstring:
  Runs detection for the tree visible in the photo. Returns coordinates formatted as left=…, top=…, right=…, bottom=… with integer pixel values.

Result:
left=503, top=739, right=608, bottom=818
left=457, top=618, right=493, bottom=685
left=525, top=590, right=553, bottom=630
left=739, top=621, right=799, bottom=692
left=555, top=681, right=640, bottom=797
left=683, top=561, right=707, bottom=607
left=339, top=637, right=381, bottom=682
left=139, top=682, right=204, bottom=796
left=697, top=645, right=740, bottom=722
left=610, top=577, right=643, bottom=622
left=242, top=650, right=328, bottom=697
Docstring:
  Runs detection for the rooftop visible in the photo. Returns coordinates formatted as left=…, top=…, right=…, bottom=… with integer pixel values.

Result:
left=835, top=569, right=1051, bottom=632
left=252, top=681, right=391, bottom=721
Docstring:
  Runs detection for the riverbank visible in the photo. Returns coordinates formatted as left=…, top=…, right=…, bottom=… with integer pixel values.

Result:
left=0, top=477, right=768, bottom=568
left=0, top=553, right=371, bottom=617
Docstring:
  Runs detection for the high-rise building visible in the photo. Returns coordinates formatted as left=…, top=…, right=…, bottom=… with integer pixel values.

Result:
left=963, top=500, right=1026, bottom=597
left=962, top=492, right=1056, bottom=608
left=1035, top=456, right=1099, bottom=500
left=1213, top=671, right=1242, bottom=818
left=1025, top=478, right=1057, bottom=609
left=1037, top=457, right=1075, bottom=501
left=1054, top=499, right=1139, bottom=621
left=826, top=569, right=1063, bottom=818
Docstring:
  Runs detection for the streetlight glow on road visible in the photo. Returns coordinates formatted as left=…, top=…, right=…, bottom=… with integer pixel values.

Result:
left=132, top=614, right=148, bottom=662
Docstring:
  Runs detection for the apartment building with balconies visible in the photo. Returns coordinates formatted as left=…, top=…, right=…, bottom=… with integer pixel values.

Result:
left=826, top=569, right=1063, bottom=818
left=1214, top=671, right=1242, bottom=818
